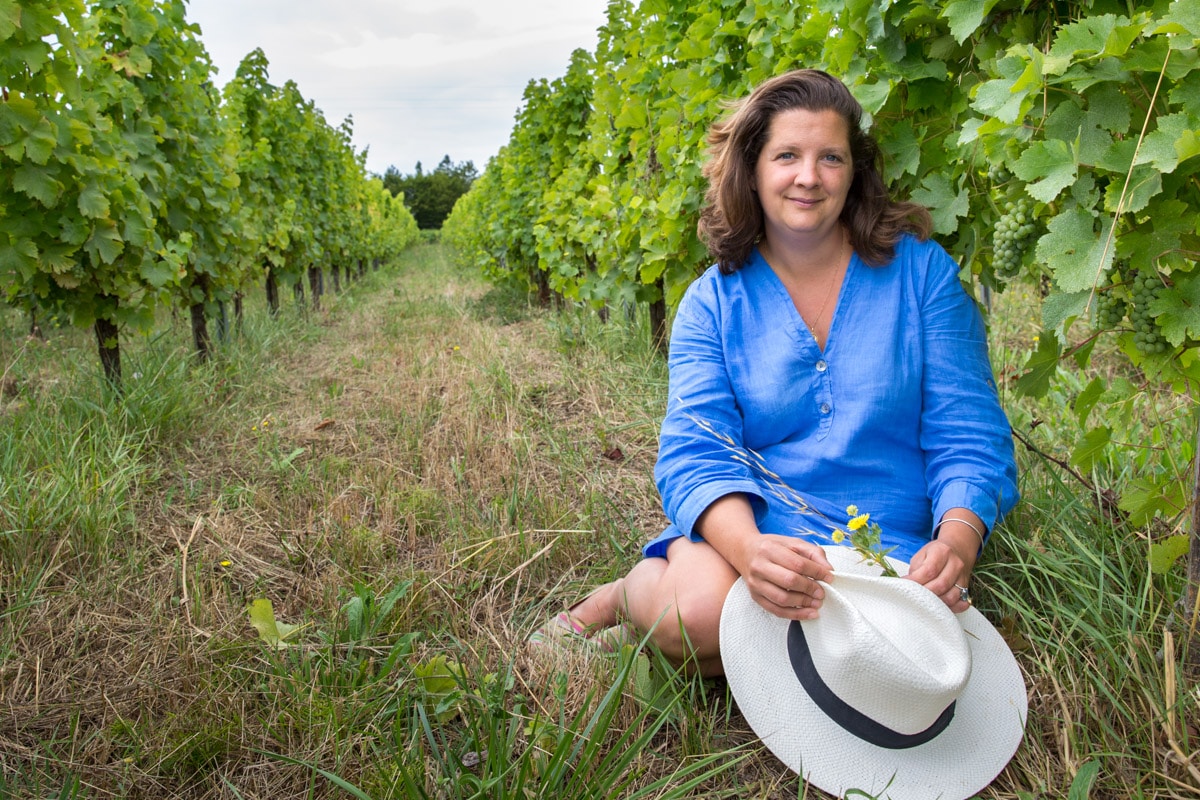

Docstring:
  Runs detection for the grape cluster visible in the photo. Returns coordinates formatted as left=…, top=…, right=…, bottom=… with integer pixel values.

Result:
left=986, top=164, right=1011, bottom=185
left=1129, top=272, right=1168, bottom=355
left=992, top=197, right=1036, bottom=279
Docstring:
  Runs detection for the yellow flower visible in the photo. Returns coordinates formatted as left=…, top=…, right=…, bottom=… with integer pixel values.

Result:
left=219, top=560, right=232, bottom=567
left=847, top=513, right=870, bottom=531
left=831, top=529, right=845, bottom=544
left=846, top=504, right=858, bottom=516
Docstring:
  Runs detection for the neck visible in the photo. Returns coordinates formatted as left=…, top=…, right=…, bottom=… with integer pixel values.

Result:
left=760, top=227, right=848, bottom=278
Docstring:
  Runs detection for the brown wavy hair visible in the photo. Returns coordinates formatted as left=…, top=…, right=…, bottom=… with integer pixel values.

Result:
left=698, top=69, right=932, bottom=272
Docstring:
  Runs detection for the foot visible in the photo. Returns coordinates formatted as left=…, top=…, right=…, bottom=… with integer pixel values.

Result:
left=565, top=579, right=623, bottom=632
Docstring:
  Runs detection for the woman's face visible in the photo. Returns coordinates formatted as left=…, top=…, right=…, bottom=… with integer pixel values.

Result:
left=752, top=107, right=853, bottom=248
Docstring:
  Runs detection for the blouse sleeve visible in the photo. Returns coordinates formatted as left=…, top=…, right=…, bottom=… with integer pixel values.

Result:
left=654, top=275, right=768, bottom=540
left=917, top=242, right=1019, bottom=541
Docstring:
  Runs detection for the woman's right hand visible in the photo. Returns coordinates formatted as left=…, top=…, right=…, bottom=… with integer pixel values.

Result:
left=738, top=534, right=834, bottom=621
left=696, top=494, right=834, bottom=621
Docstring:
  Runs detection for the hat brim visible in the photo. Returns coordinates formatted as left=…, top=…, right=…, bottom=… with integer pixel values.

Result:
left=719, top=545, right=1027, bottom=800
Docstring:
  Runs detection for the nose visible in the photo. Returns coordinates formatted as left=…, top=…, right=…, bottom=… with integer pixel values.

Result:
left=793, top=157, right=819, bottom=187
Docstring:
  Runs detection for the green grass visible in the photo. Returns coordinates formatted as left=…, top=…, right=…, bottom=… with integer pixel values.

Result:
left=0, top=244, right=1196, bottom=798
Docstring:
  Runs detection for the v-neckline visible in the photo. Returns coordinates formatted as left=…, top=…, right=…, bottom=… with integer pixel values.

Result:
left=758, top=248, right=856, bottom=354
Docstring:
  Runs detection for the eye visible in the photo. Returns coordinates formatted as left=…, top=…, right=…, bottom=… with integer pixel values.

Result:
left=822, top=153, right=847, bottom=164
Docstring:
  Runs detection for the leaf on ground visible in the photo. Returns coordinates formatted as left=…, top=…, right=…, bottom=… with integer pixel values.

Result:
left=246, top=598, right=305, bottom=648
left=997, top=616, right=1030, bottom=652
left=1067, top=759, right=1101, bottom=800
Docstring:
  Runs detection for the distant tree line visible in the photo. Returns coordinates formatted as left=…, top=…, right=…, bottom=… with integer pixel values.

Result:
left=382, top=156, right=477, bottom=230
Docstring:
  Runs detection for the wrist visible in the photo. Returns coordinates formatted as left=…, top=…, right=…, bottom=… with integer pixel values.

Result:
left=931, top=523, right=981, bottom=570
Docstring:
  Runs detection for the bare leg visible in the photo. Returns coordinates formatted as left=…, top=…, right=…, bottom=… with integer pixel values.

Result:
left=568, top=537, right=740, bottom=677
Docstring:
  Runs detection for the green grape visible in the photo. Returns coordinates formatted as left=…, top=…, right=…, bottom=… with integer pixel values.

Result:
left=991, top=196, right=1035, bottom=279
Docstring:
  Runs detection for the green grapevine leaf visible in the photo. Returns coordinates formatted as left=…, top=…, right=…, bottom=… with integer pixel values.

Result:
left=910, top=173, right=968, bottom=236
left=1149, top=534, right=1189, bottom=575
left=1104, top=164, right=1162, bottom=214
left=12, top=164, right=63, bottom=206
left=941, top=0, right=993, bottom=44
left=1070, top=425, right=1111, bottom=471
left=0, top=0, right=19, bottom=40
left=850, top=79, right=891, bottom=114
left=77, top=182, right=109, bottom=218
left=87, top=222, right=124, bottom=264
left=1139, top=112, right=1200, bottom=173
left=1014, top=331, right=1061, bottom=398
left=1149, top=273, right=1200, bottom=346
left=972, top=68, right=1033, bottom=123
left=1154, top=0, right=1200, bottom=39
left=1013, top=140, right=1078, bottom=203
left=23, top=118, right=58, bottom=165
left=1073, top=377, right=1105, bottom=428
left=1043, top=290, right=1091, bottom=334
left=1036, top=209, right=1114, bottom=294
left=1119, top=475, right=1187, bottom=527
left=1049, top=15, right=1120, bottom=62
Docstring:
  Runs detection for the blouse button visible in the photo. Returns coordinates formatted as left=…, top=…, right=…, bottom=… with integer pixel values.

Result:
left=820, top=403, right=831, bottom=415
left=816, top=360, right=828, bottom=373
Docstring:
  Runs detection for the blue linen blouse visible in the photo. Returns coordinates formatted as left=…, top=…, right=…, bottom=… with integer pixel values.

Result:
left=644, top=235, right=1018, bottom=563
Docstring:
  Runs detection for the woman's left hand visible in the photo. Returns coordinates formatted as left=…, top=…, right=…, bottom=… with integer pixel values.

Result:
left=904, top=533, right=977, bottom=613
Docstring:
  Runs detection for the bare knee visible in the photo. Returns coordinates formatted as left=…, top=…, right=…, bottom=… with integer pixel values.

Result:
left=645, top=589, right=728, bottom=662
left=626, top=538, right=738, bottom=663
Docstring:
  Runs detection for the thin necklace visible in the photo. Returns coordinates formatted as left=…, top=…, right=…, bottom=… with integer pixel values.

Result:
left=807, top=234, right=849, bottom=337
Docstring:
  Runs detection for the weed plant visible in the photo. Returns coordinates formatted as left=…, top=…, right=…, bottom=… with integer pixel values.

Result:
left=0, top=245, right=1195, bottom=798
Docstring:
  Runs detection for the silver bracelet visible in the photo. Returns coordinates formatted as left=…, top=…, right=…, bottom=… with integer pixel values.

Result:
left=933, top=516, right=986, bottom=552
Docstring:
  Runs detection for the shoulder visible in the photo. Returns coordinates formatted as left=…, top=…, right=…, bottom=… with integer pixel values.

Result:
left=885, top=234, right=961, bottom=292
left=890, top=233, right=952, bottom=268
left=678, top=255, right=766, bottom=316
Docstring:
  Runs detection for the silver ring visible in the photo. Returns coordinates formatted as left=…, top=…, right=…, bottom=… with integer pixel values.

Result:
left=954, top=583, right=970, bottom=604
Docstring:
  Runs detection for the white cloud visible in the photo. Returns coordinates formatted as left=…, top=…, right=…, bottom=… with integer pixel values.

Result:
left=187, top=0, right=609, bottom=175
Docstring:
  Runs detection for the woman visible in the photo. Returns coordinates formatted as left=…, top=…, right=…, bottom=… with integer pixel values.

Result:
left=533, top=70, right=1018, bottom=677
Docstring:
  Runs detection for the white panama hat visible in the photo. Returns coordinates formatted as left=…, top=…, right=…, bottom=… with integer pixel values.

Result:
left=719, top=545, right=1027, bottom=800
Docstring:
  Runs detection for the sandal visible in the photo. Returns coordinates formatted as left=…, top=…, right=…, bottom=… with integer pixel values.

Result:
left=595, top=623, right=639, bottom=653
left=527, top=611, right=593, bottom=649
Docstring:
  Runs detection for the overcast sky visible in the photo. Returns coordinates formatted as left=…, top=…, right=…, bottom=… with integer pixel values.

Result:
left=186, top=0, right=611, bottom=177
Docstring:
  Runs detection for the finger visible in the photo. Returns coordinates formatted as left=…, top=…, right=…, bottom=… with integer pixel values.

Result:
left=749, top=574, right=823, bottom=614
left=769, top=541, right=834, bottom=582
left=757, top=562, right=826, bottom=602
left=903, top=543, right=946, bottom=585
left=753, top=589, right=823, bottom=621
left=943, top=583, right=972, bottom=613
